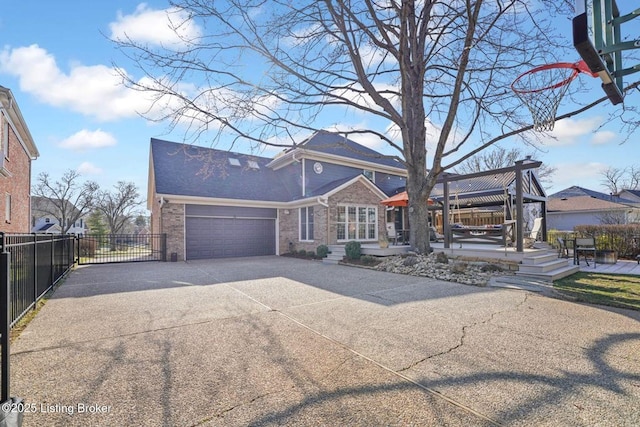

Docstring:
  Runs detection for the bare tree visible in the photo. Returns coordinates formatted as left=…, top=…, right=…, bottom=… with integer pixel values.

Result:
left=95, top=182, right=142, bottom=236
left=600, top=166, right=640, bottom=194
left=601, top=167, right=624, bottom=194
left=113, top=1, right=639, bottom=253
left=596, top=210, right=628, bottom=225
left=32, top=170, right=99, bottom=234
left=453, top=147, right=556, bottom=185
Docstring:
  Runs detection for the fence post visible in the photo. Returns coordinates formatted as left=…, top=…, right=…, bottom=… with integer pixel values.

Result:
left=1, top=250, right=10, bottom=402
left=161, top=234, right=167, bottom=262
left=32, top=234, right=37, bottom=314
left=50, top=234, right=54, bottom=287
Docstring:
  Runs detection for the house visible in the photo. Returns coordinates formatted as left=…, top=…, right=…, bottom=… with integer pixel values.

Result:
left=149, top=131, right=549, bottom=260
left=148, top=131, right=408, bottom=260
left=617, top=189, right=640, bottom=204
left=0, top=86, right=39, bottom=233
left=547, top=186, right=640, bottom=231
left=30, top=196, right=88, bottom=235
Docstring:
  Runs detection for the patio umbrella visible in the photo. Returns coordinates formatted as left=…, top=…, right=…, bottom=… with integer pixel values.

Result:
left=381, top=191, right=409, bottom=207
left=381, top=191, right=434, bottom=207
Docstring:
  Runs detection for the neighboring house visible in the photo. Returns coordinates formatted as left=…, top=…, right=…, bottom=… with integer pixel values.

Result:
left=148, top=131, right=407, bottom=260
left=547, top=186, right=640, bottom=231
left=0, top=86, right=39, bottom=233
left=617, top=189, right=640, bottom=204
left=31, top=196, right=88, bottom=235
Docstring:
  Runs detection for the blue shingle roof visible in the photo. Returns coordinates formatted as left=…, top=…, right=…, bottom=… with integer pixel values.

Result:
left=151, top=138, right=294, bottom=202
left=297, top=130, right=404, bottom=169
left=549, top=186, right=636, bottom=204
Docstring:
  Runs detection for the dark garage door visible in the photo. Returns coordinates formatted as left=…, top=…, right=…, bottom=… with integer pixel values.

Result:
left=185, top=205, right=277, bottom=260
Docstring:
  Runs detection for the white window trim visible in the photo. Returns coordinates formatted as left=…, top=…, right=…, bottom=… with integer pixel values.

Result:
left=336, top=204, right=378, bottom=242
left=299, top=206, right=314, bottom=242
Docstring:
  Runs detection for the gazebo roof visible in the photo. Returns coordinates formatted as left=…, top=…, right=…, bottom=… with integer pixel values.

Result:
left=429, top=169, right=546, bottom=208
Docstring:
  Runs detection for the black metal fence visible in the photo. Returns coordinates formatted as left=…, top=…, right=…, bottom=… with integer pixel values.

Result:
left=0, top=233, right=76, bottom=328
left=77, top=234, right=166, bottom=264
left=1, top=233, right=76, bottom=406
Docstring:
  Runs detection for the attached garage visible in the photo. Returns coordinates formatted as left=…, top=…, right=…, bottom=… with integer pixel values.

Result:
left=185, top=205, right=277, bottom=260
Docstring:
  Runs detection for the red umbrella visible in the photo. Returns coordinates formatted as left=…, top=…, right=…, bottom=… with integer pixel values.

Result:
left=381, top=191, right=409, bottom=207
left=381, top=191, right=433, bottom=207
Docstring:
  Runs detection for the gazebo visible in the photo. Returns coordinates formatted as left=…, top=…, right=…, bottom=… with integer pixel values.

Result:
left=381, top=158, right=547, bottom=252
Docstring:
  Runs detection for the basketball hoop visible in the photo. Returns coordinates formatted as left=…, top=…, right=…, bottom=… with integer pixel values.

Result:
left=511, top=60, right=597, bottom=132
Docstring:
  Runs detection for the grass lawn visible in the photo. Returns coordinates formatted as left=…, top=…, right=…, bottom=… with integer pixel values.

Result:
left=554, top=272, right=640, bottom=311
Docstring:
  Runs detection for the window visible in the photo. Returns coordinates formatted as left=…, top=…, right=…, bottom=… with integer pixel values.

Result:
left=363, top=170, right=374, bottom=181
left=228, top=158, right=241, bottom=167
left=247, top=160, right=260, bottom=170
left=336, top=205, right=377, bottom=241
left=300, top=207, right=314, bottom=241
left=4, top=194, right=10, bottom=223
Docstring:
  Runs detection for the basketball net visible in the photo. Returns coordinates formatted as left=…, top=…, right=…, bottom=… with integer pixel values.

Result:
left=511, top=61, right=595, bottom=132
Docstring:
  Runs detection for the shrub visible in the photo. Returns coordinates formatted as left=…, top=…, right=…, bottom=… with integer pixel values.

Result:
left=360, top=255, right=379, bottom=266
left=344, top=241, right=361, bottom=260
left=307, top=250, right=317, bottom=258
left=316, top=244, right=329, bottom=258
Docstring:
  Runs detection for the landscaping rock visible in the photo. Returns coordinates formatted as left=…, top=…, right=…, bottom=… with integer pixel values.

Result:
left=375, top=251, right=514, bottom=286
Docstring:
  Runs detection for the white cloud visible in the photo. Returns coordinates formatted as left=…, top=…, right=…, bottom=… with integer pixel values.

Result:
left=110, top=4, right=201, bottom=48
left=76, top=162, right=103, bottom=175
left=591, top=130, right=617, bottom=145
left=59, top=129, right=117, bottom=151
left=547, top=161, right=608, bottom=193
left=323, top=124, right=389, bottom=151
left=0, top=44, right=152, bottom=121
left=539, top=117, right=602, bottom=146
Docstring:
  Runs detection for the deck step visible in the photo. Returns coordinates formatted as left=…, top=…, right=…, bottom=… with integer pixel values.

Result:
left=323, top=245, right=346, bottom=265
left=518, top=259, right=572, bottom=274
left=520, top=252, right=560, bottom=265
left=515, top=263, right=580, bottom=281
left=514, top=249, right=580, bottom=281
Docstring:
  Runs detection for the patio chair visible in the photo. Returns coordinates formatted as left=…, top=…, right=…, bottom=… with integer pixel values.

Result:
left=386, top=223, right=400, bottom=245
left=530, top=217, right=543, bottom=241
left=557, top=237, right=572, bottom=259
left=574, top=237, right=597, bottom=268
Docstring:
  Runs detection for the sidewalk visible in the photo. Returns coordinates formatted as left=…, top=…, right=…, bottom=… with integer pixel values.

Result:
left=9, top=257, right=640, bottom=426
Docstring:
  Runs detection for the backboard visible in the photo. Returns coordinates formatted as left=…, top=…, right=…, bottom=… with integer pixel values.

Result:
left=573, top=0, right=626, bottom=104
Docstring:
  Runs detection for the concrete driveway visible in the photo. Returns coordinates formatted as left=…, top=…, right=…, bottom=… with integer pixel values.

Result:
left=9, top=256, right=640, bottom=426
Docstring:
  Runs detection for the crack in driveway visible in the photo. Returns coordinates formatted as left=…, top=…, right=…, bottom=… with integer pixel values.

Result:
left=398, top=293, right=530, bottom=373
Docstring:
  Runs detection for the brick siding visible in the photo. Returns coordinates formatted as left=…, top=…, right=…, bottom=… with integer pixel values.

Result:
left=278, top=179, right=385, bottom=254
left=0, top=119, right=32, bottom=233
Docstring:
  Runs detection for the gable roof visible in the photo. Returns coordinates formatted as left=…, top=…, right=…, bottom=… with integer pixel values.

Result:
left=309, top=175, right=388, bottom=200
left=549, top=186, right=634, bottom=203
left=268, top=130, right=406, bottom=173
left=618, top=189, right=640, bottom=201
left=297, top=130, right=403, bottom=168
left=0, top=86, right=39, bottom=158
left=150, top=138, right=295, bottom=203
left=547, top=195, right=631, bottom=212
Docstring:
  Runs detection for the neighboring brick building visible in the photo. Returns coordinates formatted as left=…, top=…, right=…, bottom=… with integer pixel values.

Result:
left=0, top=86, right=39, bottom=233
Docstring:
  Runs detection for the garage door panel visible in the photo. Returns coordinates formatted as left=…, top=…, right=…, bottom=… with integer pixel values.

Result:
left=186, top=213, right=276, bottom=260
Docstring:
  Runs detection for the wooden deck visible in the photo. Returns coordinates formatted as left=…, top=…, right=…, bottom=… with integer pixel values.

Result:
left=577, top=259, right=640, bottom=276
left=361, top=241, right=545, bottom=262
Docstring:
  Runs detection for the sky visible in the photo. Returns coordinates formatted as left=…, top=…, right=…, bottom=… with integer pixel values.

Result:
left=1, top=1, right=638, bottom=212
